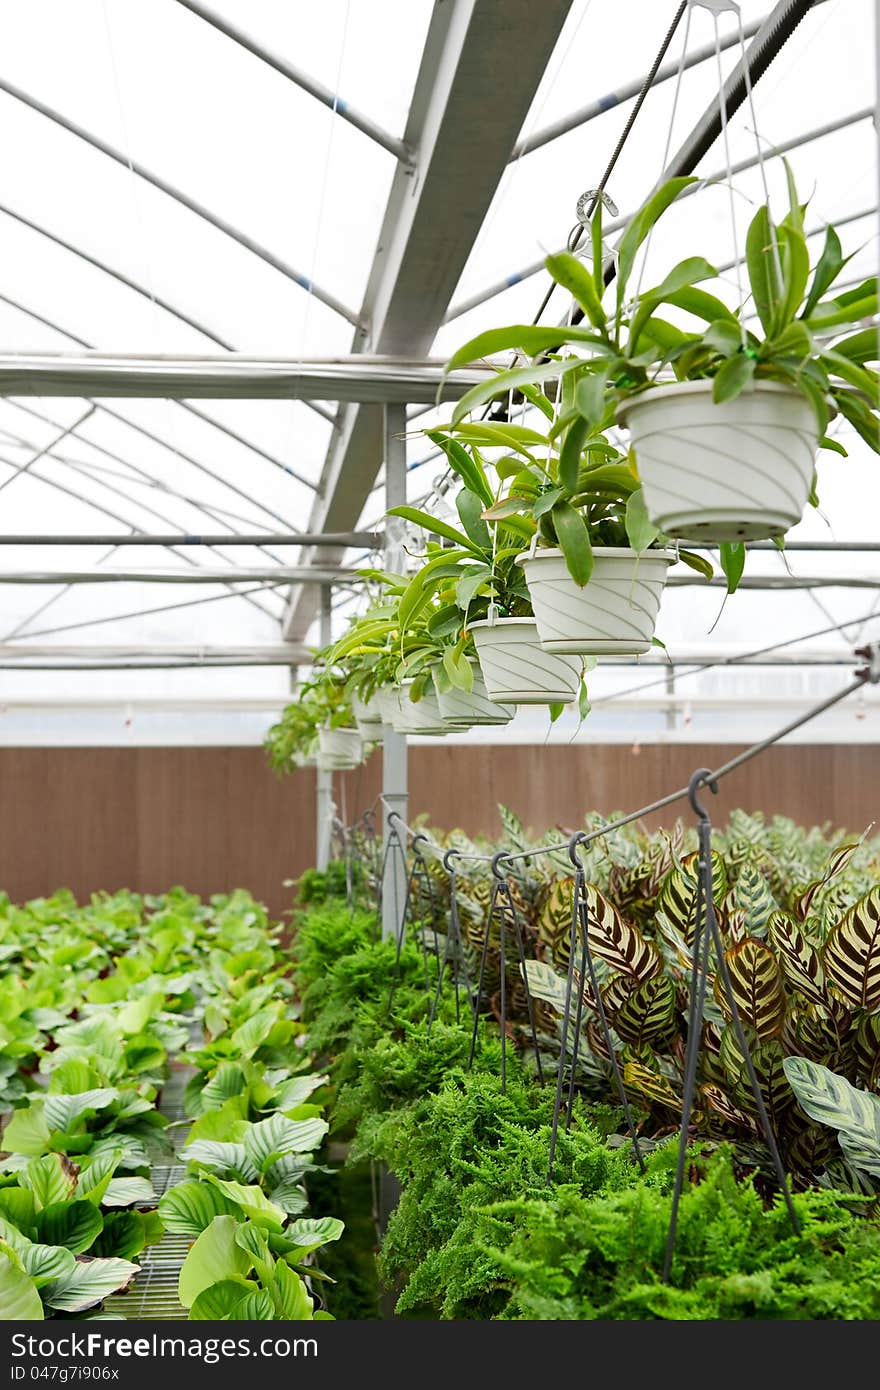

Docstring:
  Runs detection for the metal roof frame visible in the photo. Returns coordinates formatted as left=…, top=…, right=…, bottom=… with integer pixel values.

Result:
left=281, top=0, right=577, bottom=644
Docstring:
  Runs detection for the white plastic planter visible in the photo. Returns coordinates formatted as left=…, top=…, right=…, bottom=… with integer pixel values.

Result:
left=469, top=618, right=581, bottom=705
left=517, top=546, right=675, bottom=655
left=351, top=693, right=384, bottom=741
left=317, top=727, right=363, bottom=771
left=292, top=747, right=317, bottom=770
left=617, top=379, right=818, bottom=542
left=432, top=661, right=514, bottom=726
left=377, top=684, right=448, bottom=735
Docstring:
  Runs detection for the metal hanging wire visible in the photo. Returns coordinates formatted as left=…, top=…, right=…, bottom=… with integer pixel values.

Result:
left=466, top=851, right=545, bottom=1093
left=662, top=766, right=801, bottom=1282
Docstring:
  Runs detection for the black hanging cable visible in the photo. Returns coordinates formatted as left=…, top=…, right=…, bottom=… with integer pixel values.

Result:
left=532, top=1, right=687, bottom=327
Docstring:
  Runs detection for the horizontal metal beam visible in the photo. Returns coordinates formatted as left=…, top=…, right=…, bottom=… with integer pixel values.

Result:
left=668, top=576, right=880, bottom=590
left=0, top=643, right=310, bottom=661
left=176, top=0, right=410, bottom=164
left=0, top=531, right=381, bottom=548
left=0, top=353, right=491, bottom=403
left=0, top=567, right=360, bottom=584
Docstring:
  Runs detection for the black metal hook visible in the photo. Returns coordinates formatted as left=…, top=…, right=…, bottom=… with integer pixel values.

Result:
left=412, top=833, right=429, bottom=852
left=688, top=767, right=718, bottom=821
left=568, top=831, right=585, bottom=869
left=491, top=849, right=511, bottom=880
left=442, top=847, right=460, bottom=873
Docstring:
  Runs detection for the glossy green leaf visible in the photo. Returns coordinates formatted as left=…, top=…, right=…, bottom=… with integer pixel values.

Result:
left=179, top=1215, right=251, bottom=1309
left=551, top=502, right=593, bottom=587
left=34, top=1200, right=103, bottom=1254
left=43, top=1256, right=139, bottom=1313
left=545, top=250, right=606, bottom=328
left=0, top=1244, right=43, bottom=1320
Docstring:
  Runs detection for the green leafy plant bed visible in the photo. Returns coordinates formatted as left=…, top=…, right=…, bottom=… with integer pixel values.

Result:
left=0, top=887, right=342, bottom=1321
left=290, top=808, right=880, bottom=1320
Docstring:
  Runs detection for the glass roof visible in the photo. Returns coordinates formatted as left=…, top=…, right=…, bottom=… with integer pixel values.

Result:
left=0, top=0, right=874, bottom=746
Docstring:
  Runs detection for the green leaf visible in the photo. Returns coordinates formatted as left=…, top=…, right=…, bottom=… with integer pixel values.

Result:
left=783, top=1056, right=880, bottom=1177
left=628, top=257, right=718, bottom=351
left=189, top=1276, right=259, bottom=1320
left=574, top=374, right=608, bottom=429
left=223, top=1288, right=275, bottom=1320
left=550, top=502, right=593, bottom=587
left=775, top=221, right=810, bottom=332
left=20, top=1155, right=79, bottom=1212
left=719, top=541, right=746, bottom=595
left=387, top=505, right=484, bottom=556
left=21, top=1242, right=76, bottom=1289
left=425, top=431, right=493, bottom=507
left=442, top=645, right=474, bottom=693
left=456, top=489, right=492, bottom=550
left=451, top=360, right=589, bottom=428
left=186, top=1141, right=257, bottom=1180
left=677, top=548, right=714, bottom=580
left=1, top=1103, right=51, bottom=1155
left=616, top=177, right=697, bottom=307
left=712, top=352, right=756, bottom=403
left=665, top=287, right=738, bottom=325
left=829, top=328, right=879, bottom=364
left=35, top=1200, right=103, bottom=1254
left=0, top=1187, right=36, bottom=1231
left=280, top=1216, right=345, bottom=1259
left=0, top=1244, right=43, bottom=1320
left=270, top=1258, right=313, bottom=1318
left=444, top=324, right=611, bottom=376
left=43, top=1256, right=139, bottom=1313
left=178, top=1215, right=251, bottom=1309
left=746, top=204, right=783, bottom=337
left=624, top=487, right=659, bottom=554
left=229, top=1007, right=277, bottom=1057
left=200, top=1063, right=248, bottom=1112
left=545, top=250, right=606, bottom=328
left=205, top=1178, right=285, bottom=1231
left=233, top=1220, right=275, bottom=1285
left=158, top=1180, right=243, bottom=1239
left=558, top=415, right=589, bottom=493
left=243, top=1115, right=328, bottom=1174
left=802, top=225, right=844, bottom=319
left=102, top=1177, right=156, bottom=1208
left=43, top=1089, right=118, bottom=1133
left=76, top=1150, right=122, bottom=1205
left=90, top=1211, right=149, bottom=1261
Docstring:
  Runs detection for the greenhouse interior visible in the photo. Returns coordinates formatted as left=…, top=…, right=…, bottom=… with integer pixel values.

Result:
left=3, top=0, right=880, bottom=1339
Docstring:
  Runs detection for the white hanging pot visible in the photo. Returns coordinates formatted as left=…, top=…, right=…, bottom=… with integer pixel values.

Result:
left=617, top=379, right=818, bottom=542
left=432, top=661, right=514, bottom=726
left=292, top=748, right=317, bottom=770
left=317, top=727, right=363, bottom=770
left=517, top=546, right=675, bottom=655
left=377, top=684, right=449, bottom=735
left=351, top=693, right=384, bottom=741
left=469, top=617, right=581, bottom=705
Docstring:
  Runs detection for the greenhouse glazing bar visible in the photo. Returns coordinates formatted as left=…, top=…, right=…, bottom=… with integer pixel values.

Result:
left=0, top=353, right=491, bottom=403
left=316, top=587, right=333, bottom=874
left=0, top=533, right=381, bottom=547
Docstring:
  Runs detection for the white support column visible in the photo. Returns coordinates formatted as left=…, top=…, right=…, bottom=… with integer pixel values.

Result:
left=315, top=585, right=334, bottom=871
left=382, top=402, right=409, bottom=941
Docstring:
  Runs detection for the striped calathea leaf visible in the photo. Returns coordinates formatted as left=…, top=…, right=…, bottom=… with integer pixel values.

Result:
left=609, top=974, right=677, bottom=1049
left=783, top=1055, right=880, bottom=1177
left=721, top=862, right=778, bottom=938
left=579, top=883, right=660, bottom=983
left=622, top=1061, right=680, bottom=1111
left=719, top=1026, right=793, bottom=1126
left=821, top=886, right=880, bottom=1010
left=655, top=850, right=728, bottom=946
left=714, top=937, right=787, bottom=1040
left=768, top=911, right=827, bottom=1008
left=797, top=841, right=862, bottom=922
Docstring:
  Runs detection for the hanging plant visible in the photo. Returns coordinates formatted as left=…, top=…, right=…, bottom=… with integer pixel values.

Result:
left=441, top=168, right=878, bottom=593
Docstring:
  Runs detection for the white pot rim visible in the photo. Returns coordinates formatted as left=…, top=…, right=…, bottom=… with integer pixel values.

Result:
left=469, top=616, right=536, bottom=630
left=516, top=545, right=676, bottom=567
left=616, top=377, right=806, bottom=425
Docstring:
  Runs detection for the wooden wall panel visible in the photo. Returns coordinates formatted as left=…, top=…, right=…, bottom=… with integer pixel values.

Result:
left=0, top=743, right=877, bottom=918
